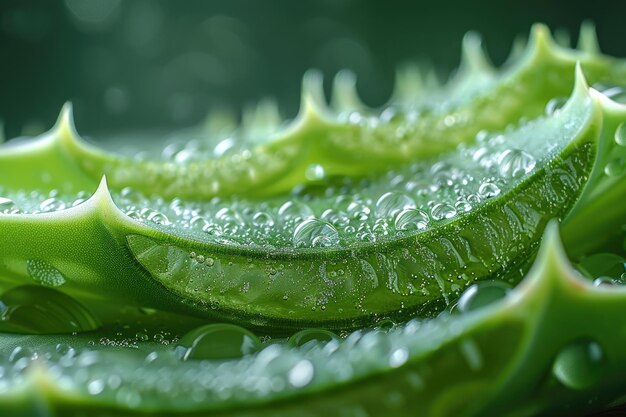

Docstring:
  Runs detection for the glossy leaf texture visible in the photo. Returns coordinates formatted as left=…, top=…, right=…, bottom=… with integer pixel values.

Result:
left=1, top=65, right=626, bottom=330
left=0, top=24, right=626, bottom=417
left=0, top=223, right=624, bottom=416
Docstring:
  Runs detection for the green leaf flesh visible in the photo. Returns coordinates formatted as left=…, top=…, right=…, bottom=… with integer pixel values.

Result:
left=0, top=223, right=624, bottom=417
left=1, top=24, right=626, bottom=417
left=0, top=68, right=617, bottom=330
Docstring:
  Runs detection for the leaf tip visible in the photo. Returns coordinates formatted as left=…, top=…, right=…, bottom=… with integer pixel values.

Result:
left=573, top=61, right=591, bottom=96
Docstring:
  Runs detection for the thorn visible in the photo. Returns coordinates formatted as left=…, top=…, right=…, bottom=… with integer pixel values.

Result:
left=503, top=34, right=527, bottom=67
left=391, top=64, right=425, bottom=105
left=459, top=31, right=493, bottom=74
left=331, top=70, right=363, bottom=112
left=92, top=174, right=116, bottom=208
left=298, top=69, right=329, bottom=121
left=578, top=21, right=600, bottom=54
left=243, top=98, right=281, bottom=136
left=54, top=102, right=77, bottom=138
left=526, top=23, right=557, bottom=59
left=573, top=61, right=590, bottom=99
left=202, top=108, right=237, bottom=136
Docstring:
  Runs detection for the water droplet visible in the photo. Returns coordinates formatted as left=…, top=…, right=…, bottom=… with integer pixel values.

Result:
left=288, top=329, right=338, bottom=347
left=375, top=192, right=416, bottom=219
left=189, top=216, right=210, bottom=231
left=604, top=158, right=625, bottom=177
left=497, top=149, right=536, bottom=178
left=26, top=259, right=66, bottom=287
left=389, top=348, right=409, bottom=367
left=615, top=123, right=626, bottom=146
left=545, top=97, right=568, bottom=115
left=305, top=164, right=325, bottom=181
left=347, top=201, right=370, bottom=221
left=215, top=208, right=244, bottom=227
left=431, top=203, right=457, bottom=221
left=213, top=137, right=237, bottom=157
left=594, top=83, right=626, bottom=104
left=147, top=211, right=170, bottom=225
left=278, top=201, right=314, bottom=222
left=293, top=218, right=339, bottom=248
left=478, top=182, right=501, bottom=199
left=0, top=285, right=100, bottom=334
left=87, top=379, right=105, bottom=395
left=177, top=323, right=262, bottom=360
left=457, top=281, right=511, bottom=313
left=252, top=212, right=275, bottom=227
left=288, top=359, right=314, bottom=387
left=454, top=199, right=472, bottom=213
left=553, top=339, right=604, bottom=390
left=135, top=332, right=149, bottom=341
left=394, top=208, right=429, bottom=231
left=40, top=198, right=66, bottom=212
left=120, top=187, right=144, bottom=202
left=0, top=197, right=17, bottom=214
left=593, top=276, right=615, bottom=287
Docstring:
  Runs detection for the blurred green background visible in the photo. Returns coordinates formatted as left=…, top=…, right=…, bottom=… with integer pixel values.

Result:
left=1, top=0, right=625, bottom=139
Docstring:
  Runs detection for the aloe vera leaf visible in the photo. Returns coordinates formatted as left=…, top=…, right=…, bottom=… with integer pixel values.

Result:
left=0, top=222, right=624, bottom=416
left=0, top=68, right=614, bottom=331
left=561, top=88, right=626, bottom=256
left=1, top=25, right=625, bottom=200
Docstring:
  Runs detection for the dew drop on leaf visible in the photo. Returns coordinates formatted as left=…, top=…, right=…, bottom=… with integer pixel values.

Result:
left=497, top=149, right=536, bottom=178
left=287, top=329, right=338, bottom=347
left=457, top=281, right=511, bottom=313
left=431, top=203, right=457, bottom=221
left=305, top=164, right=326, bottom=181
left=293, top=218, right=339, bottom=248
left=375, top=192, right=416, bottom=219
left=478, top=182, right=501, bottom=199
left=614, top=122, right=626, bottom=146
left=592, top=276, right=615, bottom=287
left=0, top=197, right=18, bottom=214
left=553, top=339, right=604, bottom=390
left=288, top=359, right=315, bottom=387
left=394, top=208, right=429, bottom=231
left=0, top=285, right=100, bottom=334
left=278, top=201, right=314, bottom=222
left=545, top=97, right=568, bottom=115
left=604, top=158, right=625, bottom=177
left=176, top=323, right=262, bottom=360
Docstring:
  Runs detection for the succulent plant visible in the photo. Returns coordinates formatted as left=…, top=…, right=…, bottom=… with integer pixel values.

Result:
left=1, top=24, right=626, bottom=416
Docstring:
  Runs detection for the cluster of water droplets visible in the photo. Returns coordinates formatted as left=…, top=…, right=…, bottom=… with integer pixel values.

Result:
left=109, top=124, right=549, bottom=250
left=0, top=116, right=549, bottom=251
left=0, top=188, right=90, bottom=215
